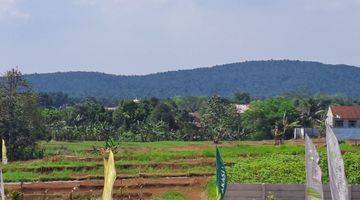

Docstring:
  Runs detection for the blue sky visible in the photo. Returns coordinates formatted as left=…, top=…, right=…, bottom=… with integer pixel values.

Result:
left=0, top=0, right=359, bottom=75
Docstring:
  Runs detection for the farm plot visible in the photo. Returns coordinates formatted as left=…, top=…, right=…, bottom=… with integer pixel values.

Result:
left=2, top=140, right=360, bottom=199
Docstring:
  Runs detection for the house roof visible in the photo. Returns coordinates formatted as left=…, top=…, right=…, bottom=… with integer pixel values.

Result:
left=330, top=106, right=360, bottom=119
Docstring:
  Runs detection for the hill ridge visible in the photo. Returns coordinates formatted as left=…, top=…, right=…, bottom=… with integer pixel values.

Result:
left=23, top=60, right=360, bottom=98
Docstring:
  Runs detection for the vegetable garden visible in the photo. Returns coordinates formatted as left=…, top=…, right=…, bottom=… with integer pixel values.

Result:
left=2, top=139, right=360, bottom=199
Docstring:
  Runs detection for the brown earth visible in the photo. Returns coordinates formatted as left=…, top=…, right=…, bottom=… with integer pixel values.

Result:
left=5, top=176, right=210, bottom=200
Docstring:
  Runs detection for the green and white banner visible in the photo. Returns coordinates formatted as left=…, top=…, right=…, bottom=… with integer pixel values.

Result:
left=216, top=147, right=227, bottom=200
left=326, top=125, right=349, bottom=200
left=305, top=134, right=323, bottom=200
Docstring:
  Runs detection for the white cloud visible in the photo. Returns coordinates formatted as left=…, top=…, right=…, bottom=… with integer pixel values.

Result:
left=0, top=0, right=29, bottom=21
left=2, top=0, right=360, bottom=74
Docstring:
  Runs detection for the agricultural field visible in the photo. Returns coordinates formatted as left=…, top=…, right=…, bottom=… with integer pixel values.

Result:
left=2, top=139, right=360, bottom=199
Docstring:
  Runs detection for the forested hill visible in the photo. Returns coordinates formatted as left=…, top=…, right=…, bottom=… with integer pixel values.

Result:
left=24, top=60, right=360, bottom=98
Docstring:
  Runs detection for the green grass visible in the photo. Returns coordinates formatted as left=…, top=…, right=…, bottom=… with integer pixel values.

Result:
left=156, top=191, right=186, bottom=200
left=38, top=140, right=208, bottom=157
left=2, top=140, right=359, bottom=185
left=203, top=144, right=304, bottom=158
left=206, top=179, right=217, bottom=200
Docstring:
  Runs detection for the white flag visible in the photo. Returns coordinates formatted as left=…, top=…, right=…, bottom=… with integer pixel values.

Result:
left=326, top=125, right=349, bottom=200
left=2, top=139, right=7, bottom=165
left=102, top=150, right=116, bottom=200
left=305, top=134, right=323, bottom=200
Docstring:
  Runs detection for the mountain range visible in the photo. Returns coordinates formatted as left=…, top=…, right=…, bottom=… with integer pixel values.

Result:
left=24, top=60, right=360, bottom=99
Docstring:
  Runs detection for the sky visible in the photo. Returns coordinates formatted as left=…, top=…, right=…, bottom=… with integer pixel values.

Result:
left=0, top=0, right=359, bottom=75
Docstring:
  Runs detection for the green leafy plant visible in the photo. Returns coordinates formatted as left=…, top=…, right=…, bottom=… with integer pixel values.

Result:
left=105, top=138, right=121, bottom=152
left=11, top=191, right=22, bottom=200
left=266, top=192, right=276, bottom=200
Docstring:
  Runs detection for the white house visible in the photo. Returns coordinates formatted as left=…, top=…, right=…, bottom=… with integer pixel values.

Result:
left=294, top=128, right=319, bottom=139
left=326, top=106, right=360, bottom=140
left=235, top=104, right=250, bottom=114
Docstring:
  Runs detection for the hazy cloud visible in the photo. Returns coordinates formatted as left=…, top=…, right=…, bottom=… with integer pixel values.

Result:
left=0, top=0, right=359, bottom=74
left=0, top=0, right=29, bottom=21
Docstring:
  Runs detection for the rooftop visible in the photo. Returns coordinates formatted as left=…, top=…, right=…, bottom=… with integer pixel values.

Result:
left=330, top=106, right=360, bottom=119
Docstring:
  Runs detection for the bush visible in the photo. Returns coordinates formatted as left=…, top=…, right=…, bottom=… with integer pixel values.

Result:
left=319, top=152, right=360, bottom=184
left=228, top=155, right=305, bottom=184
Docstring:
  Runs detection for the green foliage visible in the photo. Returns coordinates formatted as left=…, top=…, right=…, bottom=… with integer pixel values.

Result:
left=242, top=97, right=299, bottom=140
left=38, top=91, right=360, bottom=142
left=112, top=98, right=194, bottom=142
left=24, top=60, right=360, bottom=99
left=0, top=69, right=44, bottom=160
left=173, top=96, right=207, bottom=112
left=10, top=191, right=22, bottom=200
left=113, top=99, right=149, bottom=129
left=343, top=153, right=360, bottom=184
left=232, top=92, right=252, bottom=104
left=8, top=67, right=360, bottom=150
left=38, top=92, right=78, bottom=108
left=200, top=95, right=229, bottom=142
left=150, top=102, right=178, bottom=131
left=319, top=152, right=360, bottom=184
left=2, top=141, right=360, bottom=185
left=228, top=155, right=305, bottom=184
left=200, top=95, right=244, bottom=142
left=206, top=179, right=218, bottom=200
left=225, top=144, right=360, bottom=185
left=105, top=138, right=121, bottom=152
left=41, top=98, right=116, bottom=141
left=158, top=191, right=186, bottom=200
left=266, top=192, right=276, bottom=200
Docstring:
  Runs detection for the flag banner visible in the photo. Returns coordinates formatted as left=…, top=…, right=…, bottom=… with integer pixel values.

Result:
left=2, top=140, right=7, bottom=165
left=102, top=150, right=117, bottom=200
left=0, top=170, right=4, bottom=200
left=326, top=125, right=349, bottom=200
left=305, top=134, right=323, bottom=200
left=0, top=139, right=7, bottom=200
left=215, top=147, right=227, bottom=200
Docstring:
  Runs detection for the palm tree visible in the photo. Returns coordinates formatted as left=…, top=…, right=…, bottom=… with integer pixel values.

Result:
left=296, top=98, right=326, bottom=137
left=274, top=112, right=299, bottom=145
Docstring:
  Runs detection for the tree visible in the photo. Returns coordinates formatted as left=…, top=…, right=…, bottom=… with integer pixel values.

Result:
left=232, top=92, right=251, bottom=104
left=173, top=96, right=207, bottom=112
left=74, top=98, right=110, bottom=125
left=174, top=110, right=200, bottom=141
left=273, top=112, right=299, bottom=145
left=223, top=104, right=245, bottom=140
left=294, top=97, right=325, bottom=127
left=242, top=97, right=299, bottom=140
left=0, top=69, right=42, bottom=160
left=113, top=99, right=150, bottom=129
left=149, top=103, right=178, bottom=131
left=201, top=95, right=229, bottom=143
left=38, top=92, right=77, bottom=108
left=40, top=108, right=64, bottom=140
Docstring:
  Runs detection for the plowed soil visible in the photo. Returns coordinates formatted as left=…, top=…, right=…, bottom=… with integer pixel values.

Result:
left=5, top=176, right=210, bottom=200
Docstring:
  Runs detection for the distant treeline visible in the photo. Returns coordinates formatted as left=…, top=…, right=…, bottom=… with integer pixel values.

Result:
left=3, top=69, right=360, bottom=160
left=25, top=60, right=360, bottom=99
left=37, top=90, right=360, bottom=143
